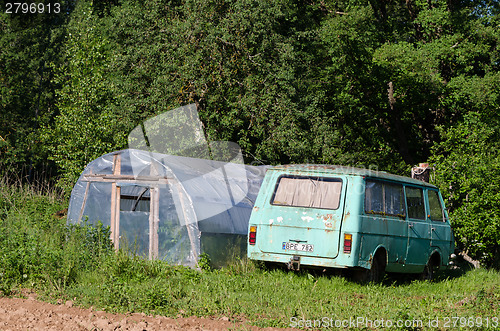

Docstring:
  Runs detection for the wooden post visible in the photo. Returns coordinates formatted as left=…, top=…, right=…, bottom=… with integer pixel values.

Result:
left=78, top=181, right=91, bottom=223
left=148, top=159, right=160, bottom=260
left=114, top=186, right=121, bottom=249
left=110, top=154, right=121, bottom=250
left=149, top=186, right=159, bottom=260
left=110, top=166, right=116, bottom=244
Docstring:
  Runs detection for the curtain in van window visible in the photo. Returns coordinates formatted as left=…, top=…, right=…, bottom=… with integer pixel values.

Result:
left=385, top=184, right=405, bottom=216
left=365, top=180, right=383, bottom=213
left=293, top=178, right=316, bottom=207
left=312, top=180, right=341, bottom=209
left=365, top=180, right=405, bottom=216
left=272, top=177, right=315, bottom=206
left=273, top=177, right=342, bottom=209
left=273, top=177, right=297, bottom=205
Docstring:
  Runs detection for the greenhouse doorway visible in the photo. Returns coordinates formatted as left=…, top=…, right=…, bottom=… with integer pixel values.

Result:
left=106, top=153, right=163, bottom=260
left=116, top=184, right=160, bottom=259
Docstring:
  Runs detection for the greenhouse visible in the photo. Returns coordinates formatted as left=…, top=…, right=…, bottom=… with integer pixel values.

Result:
left=67, top=148, right=267, bottom=267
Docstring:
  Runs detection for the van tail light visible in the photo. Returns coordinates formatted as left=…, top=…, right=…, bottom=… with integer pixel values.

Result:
left=249, top=226, right=257, bottom=245
left=343, top=233, right=352, bottom=253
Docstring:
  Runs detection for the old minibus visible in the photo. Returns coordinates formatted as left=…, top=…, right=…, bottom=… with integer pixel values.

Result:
left=247, top=165, right=454, bottom=281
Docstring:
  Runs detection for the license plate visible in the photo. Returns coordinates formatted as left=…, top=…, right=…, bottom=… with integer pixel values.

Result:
left=282, top=242, right=314, bottom=252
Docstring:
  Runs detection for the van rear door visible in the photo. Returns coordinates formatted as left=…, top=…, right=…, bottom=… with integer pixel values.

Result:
left=256, top=174, right=346, bottom=259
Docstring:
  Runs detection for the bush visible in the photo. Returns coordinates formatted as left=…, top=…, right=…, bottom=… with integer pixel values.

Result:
left=430, top=114, right=500, bottom=268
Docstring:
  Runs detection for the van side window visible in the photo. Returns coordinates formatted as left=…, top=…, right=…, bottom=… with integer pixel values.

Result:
left=405, top=187, right=425, bottom=219
left=428, top=190, right=445, bottom=222
left=365, top=180, right=405, bottom=217
left=272, top=176, right=342, bottom=210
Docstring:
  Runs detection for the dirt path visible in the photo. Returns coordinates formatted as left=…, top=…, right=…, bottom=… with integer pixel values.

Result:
left=0, top=296, right=294, bottom=331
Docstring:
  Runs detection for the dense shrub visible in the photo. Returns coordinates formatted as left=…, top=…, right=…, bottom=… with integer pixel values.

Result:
left=430, top=114, right=500, bottom=268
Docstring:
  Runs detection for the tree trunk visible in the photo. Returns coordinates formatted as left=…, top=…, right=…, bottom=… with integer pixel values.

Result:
left=388, top=82, right=414, bottom=165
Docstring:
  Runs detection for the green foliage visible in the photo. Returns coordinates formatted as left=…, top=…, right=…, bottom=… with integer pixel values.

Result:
left=67, top=262, right=500, bottom=327
left=430, top=111, right=500, bottom=267
left=42, top=0, right=127, bottom=193
left=103, top=0, right=318, bottom=164
left=0, top=179, right=113, bottom=294
left=196, top=253, right=212, bottom=271
left=316, top=5, right=409, bottom=172
left=0, top=1, right=73, bottom=172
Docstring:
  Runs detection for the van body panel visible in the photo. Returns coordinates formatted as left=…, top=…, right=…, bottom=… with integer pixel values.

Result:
left=431, top=224, right=453, bottom=266
left=253, top=252, right=357, bottom=269
left=247, top=165, right=454, bottom=274
left=406, top=217, right=431, bottom=266
left=359, top=214, right=408, bottom=272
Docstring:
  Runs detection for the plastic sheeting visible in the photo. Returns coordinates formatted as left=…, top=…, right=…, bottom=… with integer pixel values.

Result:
left=67, top=149, right=267, bottom=267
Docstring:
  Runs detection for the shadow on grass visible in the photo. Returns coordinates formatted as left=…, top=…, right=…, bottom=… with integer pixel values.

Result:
left=385, top=260, right=478, bottom=286
left=256, top=259, right=479, bottom=286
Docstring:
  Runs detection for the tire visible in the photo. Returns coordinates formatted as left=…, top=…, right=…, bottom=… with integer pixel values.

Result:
left=354, top=253, right=386, bottom=283
left=421, top=258, right=435, bottom=281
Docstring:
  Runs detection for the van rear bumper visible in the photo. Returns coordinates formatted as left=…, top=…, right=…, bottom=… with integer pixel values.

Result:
left=248, top=251, right=356, bottom=269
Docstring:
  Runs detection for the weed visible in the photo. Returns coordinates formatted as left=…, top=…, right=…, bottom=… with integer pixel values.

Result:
left=197, top=253, right=212, bottom=271
left=1, top=181, right=499, bottom=329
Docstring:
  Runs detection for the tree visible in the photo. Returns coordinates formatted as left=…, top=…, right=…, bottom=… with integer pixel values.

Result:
left=105, top=0, right=325, bottom=165
left=430, top=73, right=500, bottom=267
left=0, top=1, right=72, bottom=177
left=43, top=0, right=125, bottom=191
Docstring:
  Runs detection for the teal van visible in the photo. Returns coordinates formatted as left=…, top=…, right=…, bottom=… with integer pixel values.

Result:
left=247, top=165, right=454, bottom=281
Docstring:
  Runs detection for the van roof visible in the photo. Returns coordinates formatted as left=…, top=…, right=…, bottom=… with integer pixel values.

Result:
left=270, top=164, right=437, bottom=188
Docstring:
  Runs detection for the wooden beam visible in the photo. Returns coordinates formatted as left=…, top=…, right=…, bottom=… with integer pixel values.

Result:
left=149, top=186, right=160, bottom=260
left=78, top=181, right=91, bottom=223
left=114, top=186, right=121, bottom=249
left=110, top=154, right=122, bottom=250
left=82, top=174, right=169, bottom=185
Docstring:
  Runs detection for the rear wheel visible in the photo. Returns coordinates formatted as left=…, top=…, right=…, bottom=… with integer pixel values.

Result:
left=354, top=252, right=386, bottom=283
left=421, top=258, right=436, bottom=281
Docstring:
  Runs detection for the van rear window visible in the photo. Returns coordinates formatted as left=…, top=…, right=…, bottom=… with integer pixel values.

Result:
left=365, top=180, right=405, bottom=217
left=272, top=176, right=342, bottom=209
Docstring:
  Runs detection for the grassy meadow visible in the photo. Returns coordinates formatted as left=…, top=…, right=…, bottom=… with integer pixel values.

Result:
left=0, top=179, right=499, bottom=330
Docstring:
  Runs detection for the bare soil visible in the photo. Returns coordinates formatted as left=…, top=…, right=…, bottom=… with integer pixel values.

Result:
left=0, top=296, right=295, bottom=331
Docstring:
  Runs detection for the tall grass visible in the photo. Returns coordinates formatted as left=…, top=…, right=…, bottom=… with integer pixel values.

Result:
left=0, top=174, right=112, bottom=295
left=1, top=178, right=499, bottom=329
left=66, top=257, right=499, bottom=329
